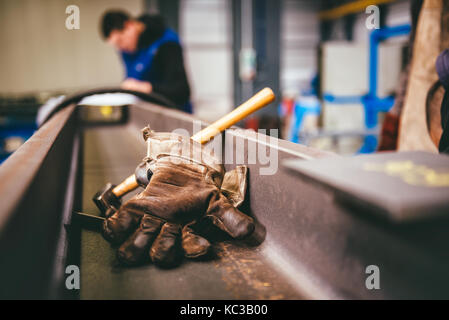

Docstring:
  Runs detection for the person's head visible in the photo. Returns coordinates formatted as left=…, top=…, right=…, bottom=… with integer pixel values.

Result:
left=101, top=10, right=144, bottom=53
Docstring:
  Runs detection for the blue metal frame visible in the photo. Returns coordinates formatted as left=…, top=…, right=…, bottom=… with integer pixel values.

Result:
left=323, top=24, right=411, bottom=153
left=288, top=99, right=321, bottom=143
left=0, top=117, right=36, bottom=163
left=360, top=24, right=411, bottom=153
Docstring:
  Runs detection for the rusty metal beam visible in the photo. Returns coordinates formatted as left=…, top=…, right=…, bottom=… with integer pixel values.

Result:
left=0, top=105, right=78, bottom=298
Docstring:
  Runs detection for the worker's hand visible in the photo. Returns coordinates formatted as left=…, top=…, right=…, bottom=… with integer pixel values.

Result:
left=102, top=156, right=254, bottom=267
left=121, top=78, right=152, bottom=93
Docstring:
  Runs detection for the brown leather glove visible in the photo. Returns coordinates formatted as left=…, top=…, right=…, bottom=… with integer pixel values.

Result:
left=102, top=129, right=254, bottom=267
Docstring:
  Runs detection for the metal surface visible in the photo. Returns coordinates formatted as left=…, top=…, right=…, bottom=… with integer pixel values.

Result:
left=224, top=128, right=449, bottom=299
left=79, top=104, right=302, bottom=299
left=0, top=105, right=77, bottom=299
left=1, top=98, right=448, bottom=299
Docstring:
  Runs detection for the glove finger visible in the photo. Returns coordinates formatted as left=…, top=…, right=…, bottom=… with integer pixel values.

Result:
left=117, top=215, right=164, bottom=266
left=207, top=193, right=255, bottom=239
left=103, top=206, right=143, bottom=245
left=150, top=222, right=182, bottom=267
left=182, top=222, right=211, bottom=258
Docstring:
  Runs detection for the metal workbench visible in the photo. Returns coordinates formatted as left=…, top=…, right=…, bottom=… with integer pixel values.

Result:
left=1, top=99, right=448, bottom=299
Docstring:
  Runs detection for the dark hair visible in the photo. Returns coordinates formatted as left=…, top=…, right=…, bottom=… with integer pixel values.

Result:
left=101, top=10, right=130, bottom=39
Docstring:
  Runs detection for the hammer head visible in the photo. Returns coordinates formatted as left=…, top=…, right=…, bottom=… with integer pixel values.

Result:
left=92, top=183, right=122, bottom=217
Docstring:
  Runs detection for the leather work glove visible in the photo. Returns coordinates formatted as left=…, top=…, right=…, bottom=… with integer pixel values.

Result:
left=102, top=128, right=255, bottom=267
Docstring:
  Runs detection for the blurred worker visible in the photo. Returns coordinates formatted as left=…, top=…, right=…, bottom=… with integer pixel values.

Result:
left=101, top=10, right=192, bottom=113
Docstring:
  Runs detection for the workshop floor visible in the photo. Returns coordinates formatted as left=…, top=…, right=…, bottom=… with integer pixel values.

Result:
left=80, top=124, right=302, bottom=299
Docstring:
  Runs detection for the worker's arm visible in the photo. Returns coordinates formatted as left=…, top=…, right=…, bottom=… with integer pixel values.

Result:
left=121, top=78, right=152, bottom=93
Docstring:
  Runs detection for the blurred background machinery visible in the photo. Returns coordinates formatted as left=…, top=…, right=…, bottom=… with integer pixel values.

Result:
left=0, top=0, right=423, bottom=159
left=0, top=95, right=40, bottom=163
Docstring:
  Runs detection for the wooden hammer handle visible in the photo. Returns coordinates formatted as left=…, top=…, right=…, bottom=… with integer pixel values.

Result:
left=112, top=174, right=139, bottom=197
left=112, top=87, right=275, bottom=198
left=191, top=87, right=275, bottom=144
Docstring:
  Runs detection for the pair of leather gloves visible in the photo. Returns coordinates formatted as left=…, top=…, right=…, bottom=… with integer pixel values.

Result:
left=102, top=127, right=255, bottom=267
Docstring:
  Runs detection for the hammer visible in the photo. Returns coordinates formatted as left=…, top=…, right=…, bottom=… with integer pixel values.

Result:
left=93, top=87, right=275, bottom=216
